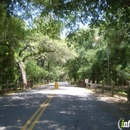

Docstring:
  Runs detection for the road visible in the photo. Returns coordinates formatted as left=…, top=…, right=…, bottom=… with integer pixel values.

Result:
left=0, top=82, right=129, bottom=130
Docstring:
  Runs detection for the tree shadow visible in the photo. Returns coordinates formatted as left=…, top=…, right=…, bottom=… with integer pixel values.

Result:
left=0, top=86, right=129, bottom=130
left=35, top=94, right=130, bottom=130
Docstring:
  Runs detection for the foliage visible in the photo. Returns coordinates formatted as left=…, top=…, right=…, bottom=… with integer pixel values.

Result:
left=26, top=60, right=44, bottom=81
left=0, top=3, right=26, bottom=82
left=34, top=15, right=63, bottom=39
left=66, top=27, right=130, bottom=85
left=0, top=0, right=129, bottom=86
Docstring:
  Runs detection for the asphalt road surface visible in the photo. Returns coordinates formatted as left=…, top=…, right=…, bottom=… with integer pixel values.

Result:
left=0, top=82, right=129, bottom=130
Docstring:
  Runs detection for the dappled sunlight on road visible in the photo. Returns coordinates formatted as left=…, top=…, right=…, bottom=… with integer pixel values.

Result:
left=4, top=82, right=92, bottom=98
left=0, top=82, right=129, bottom=130
left=35, top=93, right=123, bottom=130
left=95, top=94, right=127, bottom=103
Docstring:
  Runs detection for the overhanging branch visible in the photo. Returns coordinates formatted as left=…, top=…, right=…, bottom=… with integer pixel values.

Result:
left=19, top=45, right=35, bottom=56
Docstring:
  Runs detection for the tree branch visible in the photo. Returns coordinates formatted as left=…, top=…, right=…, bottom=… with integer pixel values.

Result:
left=19, top=45, right=35, bottom=56
left=36, top=54, right=47, bottom=61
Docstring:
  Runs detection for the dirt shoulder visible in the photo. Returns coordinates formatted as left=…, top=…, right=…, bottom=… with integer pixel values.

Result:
left=86, top=88, right=130, bottom=115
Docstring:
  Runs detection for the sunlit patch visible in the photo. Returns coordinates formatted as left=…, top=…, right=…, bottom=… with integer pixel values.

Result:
left=0, top=127, right=7, bottom=130
left=34, top=86, right=92, bottom=98
left=11, top=96, right=25, bottom=100
left=59, top=110, right=75, bottom=115
left=96, top=96, right=127, bottom=103
left=17, top=119, right=22, bottom=122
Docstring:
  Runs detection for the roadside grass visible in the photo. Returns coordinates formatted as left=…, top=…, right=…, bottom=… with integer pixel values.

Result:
left=116, top=91, right=127, bottom=96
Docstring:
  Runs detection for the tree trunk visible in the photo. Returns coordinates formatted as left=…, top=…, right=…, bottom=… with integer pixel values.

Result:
left=17, top=62, right=27, bottom=89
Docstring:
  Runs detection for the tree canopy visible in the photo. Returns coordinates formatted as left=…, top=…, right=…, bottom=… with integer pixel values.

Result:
left=0, top=0, right=129, bottom=87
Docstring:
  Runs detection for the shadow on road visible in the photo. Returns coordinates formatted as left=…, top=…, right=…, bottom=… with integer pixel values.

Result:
left=34, top=94, right=130, bottom=130
left=0, top=83, right=129, bottom=130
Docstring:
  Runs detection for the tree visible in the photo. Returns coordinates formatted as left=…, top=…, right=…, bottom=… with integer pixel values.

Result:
left=26, top=60, right=45, bottom=81
left=0, top=3, right=27, bottom=83
left=102, top=28, right=130, bottom=84
left=0, top=0, right=129, bottom=87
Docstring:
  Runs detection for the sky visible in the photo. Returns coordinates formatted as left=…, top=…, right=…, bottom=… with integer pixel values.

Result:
left=12, top=1, right=90, bottom=38
left=60, top=23, right=89, bottom=38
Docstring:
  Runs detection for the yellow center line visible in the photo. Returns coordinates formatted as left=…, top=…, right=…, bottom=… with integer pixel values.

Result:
left=28, top=94, right=54, bottom=130
left=21, top=94, right=54, bottom=130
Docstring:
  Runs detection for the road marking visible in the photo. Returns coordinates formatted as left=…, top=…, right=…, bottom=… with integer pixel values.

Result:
left=28, top=95, right=54, bottom=130
left=21, top=94, right=54, bottom=130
